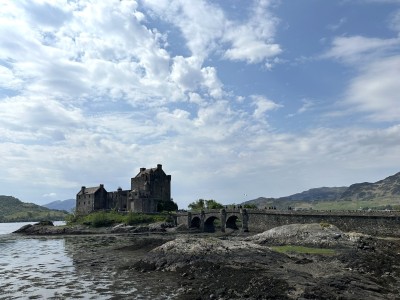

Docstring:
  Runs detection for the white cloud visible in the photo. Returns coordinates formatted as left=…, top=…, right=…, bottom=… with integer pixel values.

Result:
left=327, top=18, right=347, bottom=31
left=0, top=65, right=23, bottom=90
left=288, top=99, right=314, bottom=117
left=0, top=96, right=83, bottom=143
left=251, top=95, right=282, bottom=119
left=344, top=55, right=400, bottom=122
left=389, top=9, right=400, bottom=32
left=142, top=0, right=226, bottom=60
left=143, top=0, right=281, bottom=64
left=43, top=192, right=57, bottom=198
left=324, top=25, right=400, bottom=122
left=324, top=35, right=400, bottom=63
left=223, top=0, right=281, bottom=63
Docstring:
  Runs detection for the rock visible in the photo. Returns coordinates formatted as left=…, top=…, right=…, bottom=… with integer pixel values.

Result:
left=246, top=223, right=357, bottom=247
left=13, top=221, right=54, bottom=234
left=166, top=223, right=188, bottom=232
left=111, top=224, right=134, bottom=233
left=35, top=220, right=54, bottom=226
left=132, top=225, right=150, bottom=233
left=13, top=224, right=33, bottom=233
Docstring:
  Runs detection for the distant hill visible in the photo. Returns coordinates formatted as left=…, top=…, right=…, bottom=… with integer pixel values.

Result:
left=340, top=172, right=400, bottom=200
left=243, top=172, right=400, bottom=210
left=43, top=199, right=75, bottom=212
left=0, top=195, right=69, bottom=222
left=282, top=187, right=348, bottom=201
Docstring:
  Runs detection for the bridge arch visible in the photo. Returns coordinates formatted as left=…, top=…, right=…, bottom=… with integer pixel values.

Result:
left=204, top=216, right=220, bottom=232
left=226, top=215, right=240, bottom=230
left=190, top=216, right=201, bottom=229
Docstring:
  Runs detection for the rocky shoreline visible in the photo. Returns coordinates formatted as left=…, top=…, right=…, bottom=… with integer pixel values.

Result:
left=13, top=222, right=400, bottom=299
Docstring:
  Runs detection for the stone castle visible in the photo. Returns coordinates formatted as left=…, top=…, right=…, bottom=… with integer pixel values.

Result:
left=76, top=164, right=172, bottom=215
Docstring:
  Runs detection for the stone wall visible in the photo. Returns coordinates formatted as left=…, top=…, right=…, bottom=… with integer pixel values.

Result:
left=246, top=211, right=400, bottom=236
left=177, top=209, right=400, bottom=237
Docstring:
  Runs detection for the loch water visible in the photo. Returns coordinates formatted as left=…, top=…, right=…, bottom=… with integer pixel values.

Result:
left=0, top=222, right=178, bottom=299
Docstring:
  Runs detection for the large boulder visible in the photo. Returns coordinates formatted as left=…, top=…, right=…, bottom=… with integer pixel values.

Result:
left=134, top=236, right=287, bottom=272
left=246, top=223, right=359, bottom=247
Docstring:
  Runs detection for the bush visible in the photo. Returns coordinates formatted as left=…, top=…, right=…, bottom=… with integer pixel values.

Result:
left=90, top=211, right=114, bottom=227
left=70, top=211, right=170, bottom=228
left=126, top=213, right=154, bottom=225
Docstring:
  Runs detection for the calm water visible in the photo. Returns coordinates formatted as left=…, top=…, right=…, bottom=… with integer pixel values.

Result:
left=0, top=223, right=178, bottom=299
left=0, top=221, right=66, bottom=235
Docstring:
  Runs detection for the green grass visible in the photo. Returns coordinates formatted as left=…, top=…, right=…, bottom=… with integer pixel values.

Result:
left=270, top=245, right=336, bottom=255
left=67, top=210, right=172, bottom=228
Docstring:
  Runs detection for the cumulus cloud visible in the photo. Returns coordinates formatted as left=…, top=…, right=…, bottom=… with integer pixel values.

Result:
left=142, top=0, right=226, bottom=60
left=223, top=0, right=281, bottom=63
left=143, top=0, right=281, bottom=64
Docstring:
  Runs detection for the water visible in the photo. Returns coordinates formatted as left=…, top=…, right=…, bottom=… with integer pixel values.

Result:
left=0, top=223, right=179, bottom=299
left=0, top=221, right=66, bottom=235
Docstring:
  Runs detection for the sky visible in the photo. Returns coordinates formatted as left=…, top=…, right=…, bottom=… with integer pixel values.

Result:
left=1, top=0, right=400, bottom=208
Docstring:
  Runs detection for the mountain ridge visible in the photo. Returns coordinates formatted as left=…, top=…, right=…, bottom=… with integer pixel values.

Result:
left=0, top=195, right=69, bottom=222
left=243, top=171, right=400, bottom=210
left=43, top=199, right=75, bottom=212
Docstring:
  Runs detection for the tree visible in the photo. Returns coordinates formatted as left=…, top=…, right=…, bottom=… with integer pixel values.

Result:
left=188, top=199, right=224, bottom=210
left=188, top=199, right=205, bottom=210
left=205, top=199, right=224, bottom=209
left=157, top=199, right=178, bottom=212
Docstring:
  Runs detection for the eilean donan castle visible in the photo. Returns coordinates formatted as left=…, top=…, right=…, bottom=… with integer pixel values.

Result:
left=76, top=164, right=172, bottom=214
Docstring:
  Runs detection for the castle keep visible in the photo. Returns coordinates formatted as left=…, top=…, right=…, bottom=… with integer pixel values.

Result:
left=76, top=164, right=172, bottom=215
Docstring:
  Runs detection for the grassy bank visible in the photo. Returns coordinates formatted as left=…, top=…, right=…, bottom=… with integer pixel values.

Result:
left=270, top=245, right=336, bottom=255
left=66, top=210, right=174, bottom=228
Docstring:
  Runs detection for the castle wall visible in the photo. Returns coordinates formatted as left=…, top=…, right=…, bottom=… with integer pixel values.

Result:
left=76, top=195, right=94, bottom=215
left=130, top=164, right=171, bottom=213
left=76, top=185, right=108, bottom=215
left=107, top=190, right=129, bottom=211
left=76, top=164, right=172, bottom=215
left=131, top=197, right=157, bottom=213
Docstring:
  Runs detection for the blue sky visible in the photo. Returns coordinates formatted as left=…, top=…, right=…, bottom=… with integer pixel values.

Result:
left=1, top=0, right=400, bottom=208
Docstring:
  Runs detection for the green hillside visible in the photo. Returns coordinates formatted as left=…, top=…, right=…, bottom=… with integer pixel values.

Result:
left=243, top=172, right=400, bottom=211
left=0, top=195, right=69, bottom=222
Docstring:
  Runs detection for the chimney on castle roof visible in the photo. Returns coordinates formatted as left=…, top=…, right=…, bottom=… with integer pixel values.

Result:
left=100, top=184, right=104, bottom=189
left=140, top=167, right=146, bottom=172
left=81, top=186, right=86, bottom=193
left=157, top=164, right=162, bottom=170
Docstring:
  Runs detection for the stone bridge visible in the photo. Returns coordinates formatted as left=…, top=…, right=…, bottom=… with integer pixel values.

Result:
left=178, top=209, right=249, bottom=232
left=176, top=209, right=400, bottom=237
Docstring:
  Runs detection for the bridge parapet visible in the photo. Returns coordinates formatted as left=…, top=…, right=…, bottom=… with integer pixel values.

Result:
left=176, top=209, right=400, bottom=236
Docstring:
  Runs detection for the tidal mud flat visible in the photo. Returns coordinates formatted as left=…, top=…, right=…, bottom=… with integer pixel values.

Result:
left=9, top=222, right=400, bottom=299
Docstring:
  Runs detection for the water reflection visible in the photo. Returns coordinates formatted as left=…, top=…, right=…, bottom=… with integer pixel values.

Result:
left=0, top=234, right=179, bottom=299
left=0, top=236, right=76, bottom=299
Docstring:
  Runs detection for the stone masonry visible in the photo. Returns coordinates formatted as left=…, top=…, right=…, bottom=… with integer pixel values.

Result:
left=76, top=164, right=172, bottom=215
